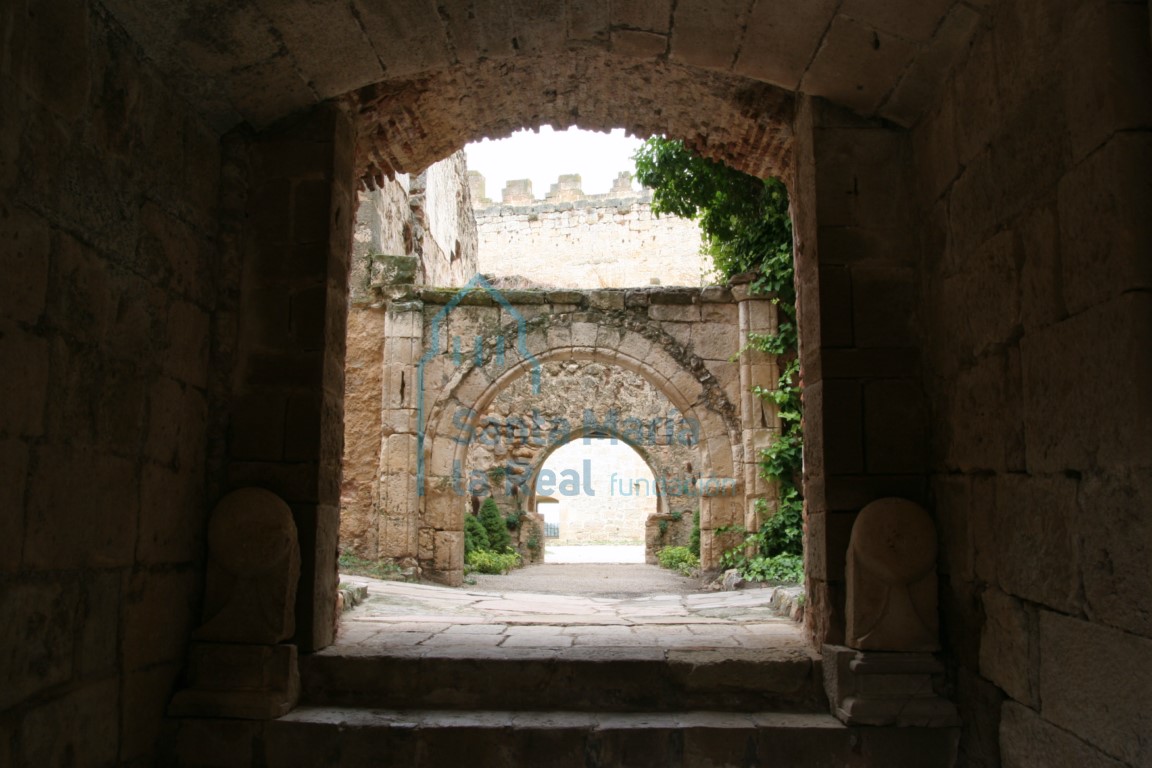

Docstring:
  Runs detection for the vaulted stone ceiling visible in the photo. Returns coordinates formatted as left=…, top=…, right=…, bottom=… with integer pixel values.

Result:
left=97, top=0, right=986, bottom=126
left=98, top=0, right=986, bottom=171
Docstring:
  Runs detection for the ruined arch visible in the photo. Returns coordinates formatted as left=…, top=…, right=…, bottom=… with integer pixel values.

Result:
left=418, top=308, right=743, bottom=584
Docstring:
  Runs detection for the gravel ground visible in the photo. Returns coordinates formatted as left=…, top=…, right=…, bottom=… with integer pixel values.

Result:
left=467, top=562, right=705, bottom=597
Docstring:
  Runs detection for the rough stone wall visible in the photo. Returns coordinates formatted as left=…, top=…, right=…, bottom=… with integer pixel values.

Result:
left=474, top=178, right=708, bottom=289
left=349, top=175, right=411, bottom=304
left=0, top=4, right=223, bottom=765
left=418, top=151, right=477, bottom=287
left=910, top=3, right=1152, bottom=767
left=342, top=152, right=478, bottom=567
left=348, top=151, right=477, bottom=306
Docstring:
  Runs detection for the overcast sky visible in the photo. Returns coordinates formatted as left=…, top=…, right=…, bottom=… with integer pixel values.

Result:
left=465, top=126, right=645, bottom=202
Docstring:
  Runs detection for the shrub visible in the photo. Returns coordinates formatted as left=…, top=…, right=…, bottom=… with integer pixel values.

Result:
left=466, top=549, right=521, bottom=574
left=741, top=553, right=803, bottom=584
left=657, top=546, right=699, bottom=576
left=464, top=513, right=490, bottom=556
left=478, top=497, right=511, bottom=553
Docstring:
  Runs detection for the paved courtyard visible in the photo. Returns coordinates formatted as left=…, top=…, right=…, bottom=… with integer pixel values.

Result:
left=334, top=566, right=807, bottom=654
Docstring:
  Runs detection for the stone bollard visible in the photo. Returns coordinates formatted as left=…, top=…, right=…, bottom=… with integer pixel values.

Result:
left=823, top=498, right=959, bottom=728
left=169, top=488, right=302, bottom=719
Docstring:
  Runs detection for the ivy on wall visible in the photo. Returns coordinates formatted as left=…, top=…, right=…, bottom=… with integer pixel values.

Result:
left=634, top=138, right=804, bottom=583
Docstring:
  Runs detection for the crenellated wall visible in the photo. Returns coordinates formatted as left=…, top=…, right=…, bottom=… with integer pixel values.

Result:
left=470, top=171, right=709, bottom=289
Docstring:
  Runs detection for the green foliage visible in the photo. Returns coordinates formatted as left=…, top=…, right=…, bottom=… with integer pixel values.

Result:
left=633, top=137, right=794, bottom=301
left=741, top=553, right=804, bottom=584
left=657, top=545, right=700, bottom=575
left=504, top=509, right=523, bottom=531
left=464, top=513, right=490, bottom=557
left=466, top=549, right=521, bottom=575
left=689, top=509, right=701, bottom=558
left=635, top=136, right=804, bottom=583
left=478, top=497, right=512, bottom=553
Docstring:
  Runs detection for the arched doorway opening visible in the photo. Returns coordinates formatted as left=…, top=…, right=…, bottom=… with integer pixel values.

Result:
left=535, top=436, right=656, bottom=563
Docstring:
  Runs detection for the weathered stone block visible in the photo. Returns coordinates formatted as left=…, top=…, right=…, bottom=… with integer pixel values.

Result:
left=18, top=679, right=118, bottom=767
left=0, top=578, right=78, bottom=710
left=0, top=204, right=50, bottom=325
left=1063, top=2, right=1152, bottom=164
left=1058, top=133, right=1152, bottom=316
left=1000, top=701, right=1127, bottom=768
left=588, top=290, right=626, bottom=311
left=880, top=3, right=982, bottom=127
left=611, top=0, right=671, bottom=32
left=669, top=0, right=743, bottom=69
left=170, top=718, right=258, bottom=768
left=801, top=16, right=915, bottom=115
left=123, top=568, right=198, bottom=672
left=1018, top=202, right=1063, bottom=332
left=1021, top=293, right=1152, bottom=472
left=1038, top=611, right=1152, bottom=766
left=734, top=0, right=837, bottom=88
left=1077, top=468, right=1152, bottom=638
left=951, top=25, right=1000, bottom=165
left=0, top=320, right=48, bottom=438
left=979, top=588, right=1036, bottom=706
left=121, top=663, right=182, bottom=762
left=691, top=322, right=739, bottom=360
left=169, top=643, right=300, bottom=719
left=0, top=438, right=27, bottom=572
left=24, top=445, right=137, bottom=569
left=821, top=379, right=863, bottom=475
left=993, top=473, right=1079, bottom=614
left=863, top=379, right=927, bottom=474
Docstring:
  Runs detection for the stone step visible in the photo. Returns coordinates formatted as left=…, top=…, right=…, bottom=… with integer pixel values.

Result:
left=300, top=645, right=827, bottom=713
left=176, top=707, right=953, bottom=767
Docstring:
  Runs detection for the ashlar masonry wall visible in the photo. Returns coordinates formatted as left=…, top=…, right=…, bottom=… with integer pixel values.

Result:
left=342, top=152, right=479, bottom=560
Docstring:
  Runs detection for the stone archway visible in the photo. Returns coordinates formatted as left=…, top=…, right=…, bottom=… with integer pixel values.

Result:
left=417, top=296, right=751, bottom=585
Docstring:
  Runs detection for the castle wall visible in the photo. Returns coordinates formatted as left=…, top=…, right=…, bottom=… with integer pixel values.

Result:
left=472, top=173, right=709, bottom=289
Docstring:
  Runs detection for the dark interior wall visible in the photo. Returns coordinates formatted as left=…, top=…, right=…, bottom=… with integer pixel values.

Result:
left=0, top=2, right=226, bottom=765
left=225, top=103, right=355, bottom=654
left=911, top=1, right=1152, bottom=765
left=797, top=96, right=929, bottom=648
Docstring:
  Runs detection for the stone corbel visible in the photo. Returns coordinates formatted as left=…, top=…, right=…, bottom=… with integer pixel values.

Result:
left=169, top=488, right=301, bottom=720
left=824, top=497, right=959, bottom=727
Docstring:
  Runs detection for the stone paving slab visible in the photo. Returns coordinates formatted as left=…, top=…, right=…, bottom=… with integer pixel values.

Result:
left=334, top=570, right=807, bottom=657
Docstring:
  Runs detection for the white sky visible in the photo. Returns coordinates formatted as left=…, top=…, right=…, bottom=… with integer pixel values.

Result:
left=465, top=126, right=645, bottom=202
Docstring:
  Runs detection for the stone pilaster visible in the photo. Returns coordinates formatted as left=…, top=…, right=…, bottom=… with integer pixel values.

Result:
left=732, top=282, right=781, bottom=535
left=376, top=299, right=423, bottom=567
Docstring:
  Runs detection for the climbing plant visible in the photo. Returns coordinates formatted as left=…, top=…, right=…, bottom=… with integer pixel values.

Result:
left=634, top=138, right=804, bottom=584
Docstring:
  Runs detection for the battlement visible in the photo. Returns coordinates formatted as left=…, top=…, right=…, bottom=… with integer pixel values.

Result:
left=468, top=170, right=650, bottom=210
